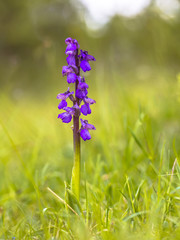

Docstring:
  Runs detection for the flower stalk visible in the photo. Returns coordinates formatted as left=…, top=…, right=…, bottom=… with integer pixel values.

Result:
left=57, top=37, right=96, bottom=200
left=71, top=50, right=81, bottom=200
left=71, top=114, right=81, bottom=199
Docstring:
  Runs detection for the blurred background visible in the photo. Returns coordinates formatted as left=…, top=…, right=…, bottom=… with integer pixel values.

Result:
left=1, top=1, right=180, bottom=236
left=0, top=0, right=180, bottom=95
left=0, top=0, right=180, bottom=179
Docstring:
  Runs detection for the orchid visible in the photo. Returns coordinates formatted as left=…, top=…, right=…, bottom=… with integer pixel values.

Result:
left=57, top=37, right=96, bottom=200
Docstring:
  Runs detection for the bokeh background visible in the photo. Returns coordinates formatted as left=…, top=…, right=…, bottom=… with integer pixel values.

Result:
left=1, top=0, right=180, bottom=182
left=1, top=0, right=180, bottom=95
left=1, top=0, right=180, bottom=237
left=1, top=0, right=180, bottom=176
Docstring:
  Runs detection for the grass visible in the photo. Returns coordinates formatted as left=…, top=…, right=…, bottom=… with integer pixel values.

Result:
left=0, top=72, right=180, bottom=239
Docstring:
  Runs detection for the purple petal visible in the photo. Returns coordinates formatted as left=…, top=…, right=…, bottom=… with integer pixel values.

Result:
left=76, top=88, right=88, bottom=99
left=57, top=88, right=74, bottom=100
left=80, top=50, right=88, bottom=59
left=80, top=129, right=91, bottom=141
left=62, top=66, right=76, bottom=76
left=73, top=39, right=80, bottom=49
left=65, top=38, right=79, bottom=49
left=65, top=44, right=77, bottom=55
left=66, top=90, right=74, bottom=98
left=81, top=103, right=91, bottom=116
left=86, top=123, right=96, bottom=130
left=62, top=66, right=69, bottom=76
left=86, top=55, right=96, bottom=61
left=80, top=119, right=87, bottom=128
left=63, top=107, right=75, bottom=115
left=85, top=97, right=96, bottom=104
left=80, top=119, right=96, bottom=130
left=65, top=37, right=73, bottom=45
left=66, top=55, right=76, bottom=65
left=75, top=89, right=83, bottom=98
left=78, top=82, right=89, bottom=89
left=67, top=73, right=77, bottom=84
left=57, top=93, right=66, bottom=100
left=80, top=60, right=91, bottom=72
left=58, top=112, right=72, bottom=123
left=58, top=100, right=67, bottom=109
left=80, top=50, right=95, bottom=61
left=77, top=76, right=82, bottom=82
left=70, top=65, right=78, bottom=74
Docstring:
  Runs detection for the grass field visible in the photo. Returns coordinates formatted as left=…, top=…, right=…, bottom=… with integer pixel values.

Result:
left=0, top=71, right=180, bottom=239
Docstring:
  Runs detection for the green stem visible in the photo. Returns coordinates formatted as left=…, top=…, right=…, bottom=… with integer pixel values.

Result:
left=71, top=114, right=81, bottom=200
left=71, top=49, right=81, bottom=201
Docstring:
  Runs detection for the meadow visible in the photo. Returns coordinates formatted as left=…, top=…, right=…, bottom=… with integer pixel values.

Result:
left=0, top=69, right=180, bottom=239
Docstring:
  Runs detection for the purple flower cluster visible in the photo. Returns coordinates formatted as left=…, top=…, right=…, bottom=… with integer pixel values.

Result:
left=57, top=37, right=96, bottom=141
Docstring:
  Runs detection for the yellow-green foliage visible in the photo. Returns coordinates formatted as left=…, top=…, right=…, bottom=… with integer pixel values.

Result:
left=0, top=72, right=180, bottom=239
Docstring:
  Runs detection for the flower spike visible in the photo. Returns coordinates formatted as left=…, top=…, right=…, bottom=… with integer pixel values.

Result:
left=57, top=37, right=96, bottom=200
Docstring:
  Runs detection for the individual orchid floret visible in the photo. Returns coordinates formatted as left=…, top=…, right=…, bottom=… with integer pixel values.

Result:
left=80, top=119, right=96, bottom=130
left=79, top=50, right=96, bottom=72
left=58, top=112, right=72, bottom=123
left=75, top=76, right=89, bottom=99
left=58, top=100, right=67, bottom=109
left=80, top=103, right=91, bottom=116
left=78, top=81, right=89, bottom=89
left=76, top=88, right=88, bottom=99
left=58, top=107, right=75, bottom=123
left=57, top=87, right=74, bottom=100
left=65, top=44, right=77, bottom=55
left=65, top=37, right=80, bottom=55
left=78, top=76, right=89, bottom=88
left=79, top=119, right=96, bottom=141
left=67, top=73, right=77, bottom=84
left=62, top=65, right=78, bottom=76
left=57, top=88, right=74, bottom=110
left=62, top=65, right=78, bottom=84
left=65, top=38, right=80, bottom=49
left=80, top=97, right=96, bottom=115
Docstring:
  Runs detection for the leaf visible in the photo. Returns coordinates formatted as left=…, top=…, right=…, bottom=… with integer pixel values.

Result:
left=66, top=189, right=82, bottom=216
left=123, top=211, right=149, bottom=222
left=129, top=127, right=149, bottom=157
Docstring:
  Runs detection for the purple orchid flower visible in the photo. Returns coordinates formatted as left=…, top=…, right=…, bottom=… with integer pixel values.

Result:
left=78, top=81, right=89, bottom=89
left=58, top=112, right=72, bottom=123
left=79, top=50, right=96, bottom=72
left=58, top=100, right=67, bottom=109
left=57, top=87, right=74, bottom=100
left=79, top=119, right=96, bottom=141
left=57, top=37, right=96, bottom=201
left=62, top=65, right=78, bottom=84
left=57, top=37, right=96, bottom=142
left=58, top=107, right=75, bottom=123
left=80, top=97, right=96, bottom=115
left=75, top=76, right=89, bottom=99
left=57, top=88, right=74, bottom=110
left=65, top=37, right=80, bottom=55
left=84, top=97, right=96, bottom=104
left=76, top=88, right=88, bottom=99
left=80, top=103, right=91, bottom=116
